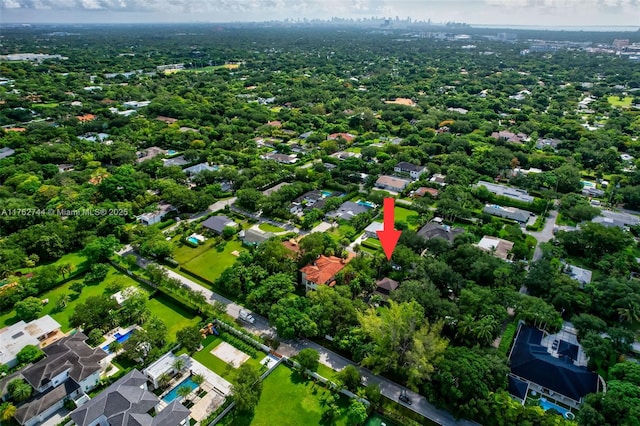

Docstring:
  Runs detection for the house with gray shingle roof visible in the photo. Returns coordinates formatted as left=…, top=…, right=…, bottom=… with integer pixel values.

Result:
left=70, top=369, right=190, bottom=426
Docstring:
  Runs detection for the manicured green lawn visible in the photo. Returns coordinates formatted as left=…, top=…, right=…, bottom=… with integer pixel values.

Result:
left=32, top=102, right=59, bottom=109
left=0, top=267, right=139, bottom=331
left=374, top=206, right=420, bottom=230
left=219, top=364, right=350, bottom=426
left=180, top=240, right=245, bottom=282
left=147, top=293, right=201, bottom=342
left=258, top=223, right=285, bottom=233
left=192, top=335, right=264, bottom=384
left=16, top=250, right=88, bottom=275
left=607, top=96, right=633, bottom=108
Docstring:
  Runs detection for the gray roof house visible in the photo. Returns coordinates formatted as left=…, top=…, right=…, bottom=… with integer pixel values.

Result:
left=393, top=162, right=427, bottom=180
left=483, top=204, right=532, bottom=223
left=591, top=210, right=640, bottom=230
left=327, top=201, right=371, bottom=221
left=183, top=163, right=218, bottom=176
left=4, top=332, right=107, bottom=426
left=241, top=228, right=274, bottom=246
left=417, top=222, right=464, bottom=244
left=201, top=215, right=238, bottom=234
left=474, top=181, right=534, bottom=203
left=70, top=369, right=190, bottom=426
left=0, top=146, right=15, bottom=159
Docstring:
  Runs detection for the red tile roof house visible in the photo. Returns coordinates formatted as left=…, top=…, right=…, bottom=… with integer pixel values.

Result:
left=327, top=133, right=356, bottom=143
left=300, top=254, right=354, bottom=293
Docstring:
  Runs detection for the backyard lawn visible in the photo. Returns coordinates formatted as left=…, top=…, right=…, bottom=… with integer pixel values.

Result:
left=16, top=250, right=88, bottom=276
left=147, top=293, right=202, bottom=342
left=192, top=335, right=264, bottom=384
left=258, top=223, right=285, bottom=233
left=181, top=240, right=245, bottom=282
left=219, top=364, right=351, bottom=426
left=607, top=95, right=633, bottom=108
left=374, top=206, right=420, bottom=230
left=0, top=267, right=140, bottom=330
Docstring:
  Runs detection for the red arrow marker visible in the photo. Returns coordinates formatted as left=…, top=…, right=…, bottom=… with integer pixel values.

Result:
left=376, top=198, right=402, bottom=261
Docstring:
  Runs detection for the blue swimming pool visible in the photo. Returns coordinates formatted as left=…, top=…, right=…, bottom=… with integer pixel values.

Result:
left=539, top=398, right=573, bottom=420
left=167, top=149, right=177, bottom=155
left=101, top=330, right=135, bottom=353
left=163, top=377, right=198, bottom=403
left=187, top=237, right=199, bottom=245
left=321, top=190, right=333, bottom=197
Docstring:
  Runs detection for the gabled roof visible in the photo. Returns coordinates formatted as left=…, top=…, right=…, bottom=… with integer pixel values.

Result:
left=509, top=325, right=599, bottom=402
left=242, top=228, right=273, bottom=245
left=15, top=379, right=80, bottom=425
left=327, top=201, right=370, bottom=221
left=71, top=369, right=189, bottom=426
left=395, top=161, right=425, bottom=173
left=417, top=223, right=464, bottom=243
left=22, top=332, right=107, bottom=389
left=375, top=175, right=411, bottom=190
left=300, top=255, right=352, bottom=285
left=201, top=215, right=237, bottom=233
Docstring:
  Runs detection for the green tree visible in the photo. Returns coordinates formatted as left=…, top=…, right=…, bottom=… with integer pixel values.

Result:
left=246, top=273, right=295, bottom=314
left=192, top=373, right=205, bottom=392
left=337, top=365, right=361, bottom=391
left=87, top=329, right=104, bottom=347
left=16, top=345, right=45, bottom=364
left=172, top=357, right=186, bottom=374
left=294, top=348, right=319, bottom=373
left=231, top=363, right=263, bottom=412
left=84, top=236, right=120, bottom=263
left=108, top=340, right=123, bottom=355
left=176, top=325, right=203, bottom=354
left=346, top=400, right=368, bottom=426
left=8, top=379, right=32, bottom=402
left=176, top=385, right=193, bottom=402
left=15, top=297, right=42, bottom=321
left=0, top=402, right=17, bottom=421
left=358, top=300, right=448, bottom=389
left=55, top=293, right=70, bottom=311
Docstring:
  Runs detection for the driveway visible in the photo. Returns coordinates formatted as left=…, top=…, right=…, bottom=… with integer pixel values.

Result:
left=133, top=254, right=479, bottom=426
left=164, top=197, right=237, bottom=234
left=526, top=208, right=558, bottom=262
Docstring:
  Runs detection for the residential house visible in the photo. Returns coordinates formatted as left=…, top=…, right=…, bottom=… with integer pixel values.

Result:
left=413, top=187, right=439, bottom=198
left=122, top=100, right=151, bottom=109
left=78, top=133, right=110, bottom=143
left=417, top=221, right=464, bottom=244
left=4, top=332, right=107, bottom=426
left=201, top=215, right=238, bottom=235
left=591, top=210, right=639, bottom=230
left=536, top=138, right=561, bottom=150
left=179, top=126, right=199, bottom=133
left=326, top=201, right=371, bottom=221
left=508, top=324, right=601, bottom=408
left=300, top=254, right=353, bottom=292
left=363, top=222, right=384, bottom=239
left=290, top=190, right=326, bottom=215
left=394, top=162, right=427, bottom=180
left=511, top=167, right=542, bottom=177
left=183, top=163, right=218, bottom=176
left=136, top=202, right=176, bottom=226
left=375, top=175, right=411, bottom=192
left=0, top=316, right=62, bottom=368
left=491, top=130, right=529, bottom=144
left=241, top=229, right=273, bottom=246
left=476, top=236, right=514, bottom=260
left=621, top=153, right=634, bottom=162
left=57, top=164, right=75, bottom=173
left=163, top=155, right=189, bottom=167
left=156, top=116, right=178, bottom=124
left=374, top=277, right=399, bottom=299
left=582, top=187, right=605, bottom=197
left=0, top=146, right=15, bottom=159
left=327, top=133, right=356, bottom=143
left=70, top=369, right=190, bottom=426
left=136, top=146, right=166, bottom=163
left=299, top=131, right=313, bottom=139
left=266, top=120, right=282, bottom=128
left=483, top=204, right=532, bottom=223
left=76, top=114, right=96, bottom=123
left=447, top=107, right=469, bottom=114
left=262, top=153, right=298, bottom=164
left=330, top=151, right=360, bottom=161
left=430, top=173, right=447, bottom=186
left=563, top=264, right=593, bottom=288
left=474, top=181, right=534, bottom=203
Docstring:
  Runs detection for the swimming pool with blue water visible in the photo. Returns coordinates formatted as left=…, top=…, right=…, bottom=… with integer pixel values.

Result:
left=163, top=377, right=198, bottom=403
left=101, top=330, right=135, bottom=353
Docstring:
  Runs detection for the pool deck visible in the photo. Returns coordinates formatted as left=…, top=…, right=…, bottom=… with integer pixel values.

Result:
left=100, top=325, right=139, bottom=360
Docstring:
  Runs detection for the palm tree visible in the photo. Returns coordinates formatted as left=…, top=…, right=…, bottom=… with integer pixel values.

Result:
left=176, top=385, right=193, bottom=403
left=192, top=374, right=205, bottom=393
left=55, top=293, right=70, bottom=311
left=0, top=402, right=17, bottom=421
left=172, top=358, right=186, bottom=374
left=108, top=341, right=123, bottom=355
left=58, top=263, right=73, bottom=279
left=158, top=373, right=172, bottom=390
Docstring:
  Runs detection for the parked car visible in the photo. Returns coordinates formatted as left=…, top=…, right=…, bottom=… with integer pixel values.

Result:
left=399, top=390, right=412, bottom=405
left=239, top=309, right=256, bottom=324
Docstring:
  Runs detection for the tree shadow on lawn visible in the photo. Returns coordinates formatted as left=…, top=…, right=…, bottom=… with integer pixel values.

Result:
left=224, top=410, right=255, bottom=426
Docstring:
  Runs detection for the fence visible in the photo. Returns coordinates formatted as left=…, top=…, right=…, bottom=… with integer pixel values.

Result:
left=213, top=319, right=271, bottom=353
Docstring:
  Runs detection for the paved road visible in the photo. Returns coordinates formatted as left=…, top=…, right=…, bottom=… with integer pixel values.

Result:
left=134, top=256, right=478, bottom=426
left=526, top=208, right=558, bottom=262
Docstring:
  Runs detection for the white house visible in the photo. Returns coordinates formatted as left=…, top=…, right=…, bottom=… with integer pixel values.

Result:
left=0, top=315, right=61, bottom=368
left=393, top=161, right=427, bottom=180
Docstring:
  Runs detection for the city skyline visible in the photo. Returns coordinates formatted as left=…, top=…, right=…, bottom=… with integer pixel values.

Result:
left=1, top=0, right=639, bottom=28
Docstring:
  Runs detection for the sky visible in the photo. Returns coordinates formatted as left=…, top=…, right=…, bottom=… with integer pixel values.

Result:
left=0, top=0, right=639, bottom=27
